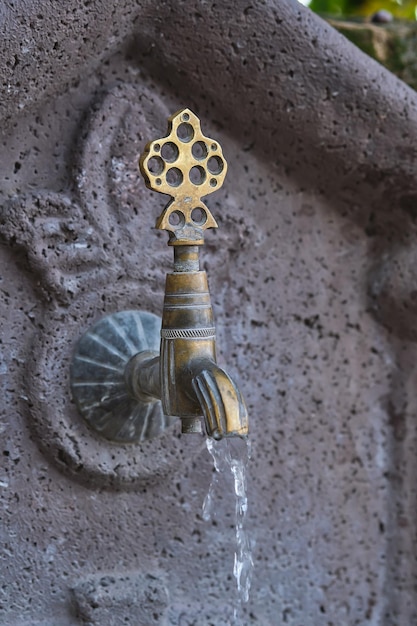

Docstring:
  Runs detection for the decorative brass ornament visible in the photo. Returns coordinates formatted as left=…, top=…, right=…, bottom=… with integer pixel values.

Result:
left=71, top=109, right=248, bottom=441
left=139, top=108, right=227, bottom=245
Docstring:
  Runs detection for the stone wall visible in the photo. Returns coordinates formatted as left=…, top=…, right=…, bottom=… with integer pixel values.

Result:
left=1, top=1, right=417, bottom=624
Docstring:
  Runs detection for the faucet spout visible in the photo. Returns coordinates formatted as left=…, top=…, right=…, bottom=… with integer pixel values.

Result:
left=191, top=360, right=248, bottom=439
left=155, top=247, right=249, bottom=439
left=129, top=353, right=248, bottom=439
left=122, top=245, right=249, bottom=439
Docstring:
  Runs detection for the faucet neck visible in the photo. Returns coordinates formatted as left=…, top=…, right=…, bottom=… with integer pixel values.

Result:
left=173, top=245, right=200, bottom=273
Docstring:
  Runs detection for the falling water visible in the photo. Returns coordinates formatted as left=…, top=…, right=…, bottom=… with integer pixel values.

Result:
left=203, top=437, right=253, bottom=624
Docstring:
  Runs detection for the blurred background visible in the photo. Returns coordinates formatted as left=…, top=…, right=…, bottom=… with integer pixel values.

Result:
left=301, top=0, right=417, bottom=20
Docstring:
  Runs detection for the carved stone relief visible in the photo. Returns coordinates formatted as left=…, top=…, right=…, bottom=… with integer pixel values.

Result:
left=0, top=85, right=208, bottom=489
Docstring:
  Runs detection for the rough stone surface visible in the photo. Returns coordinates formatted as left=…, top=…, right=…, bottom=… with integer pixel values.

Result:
left=72, top=571, right=168, bottom=625
left=1, top=1, right=417, bottom=625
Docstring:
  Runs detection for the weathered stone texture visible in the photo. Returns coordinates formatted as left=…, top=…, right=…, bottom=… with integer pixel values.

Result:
left=1, top=1, right=417, bottom=625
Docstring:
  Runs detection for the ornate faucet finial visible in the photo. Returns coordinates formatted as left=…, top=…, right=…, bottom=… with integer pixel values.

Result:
left=139, top=108, right=227, bottom=245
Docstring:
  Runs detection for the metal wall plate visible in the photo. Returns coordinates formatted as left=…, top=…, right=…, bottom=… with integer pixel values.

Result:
left=70, top=310, right=176, bottom=443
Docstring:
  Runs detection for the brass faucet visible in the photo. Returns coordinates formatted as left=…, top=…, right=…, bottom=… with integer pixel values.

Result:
left=70, top=109, right=248, bottom=441
left=134, top=109, right=248, bottom=438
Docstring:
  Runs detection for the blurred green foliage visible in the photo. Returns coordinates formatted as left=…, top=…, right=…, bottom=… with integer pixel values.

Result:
left=308, top=0, right=416, bottom=19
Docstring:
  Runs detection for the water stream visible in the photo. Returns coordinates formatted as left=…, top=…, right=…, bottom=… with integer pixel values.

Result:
left=203, top=437, right=253, bottom=624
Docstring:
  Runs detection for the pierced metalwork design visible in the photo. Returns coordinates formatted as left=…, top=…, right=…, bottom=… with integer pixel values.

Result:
left=139, top=108, right=228, bottom=245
